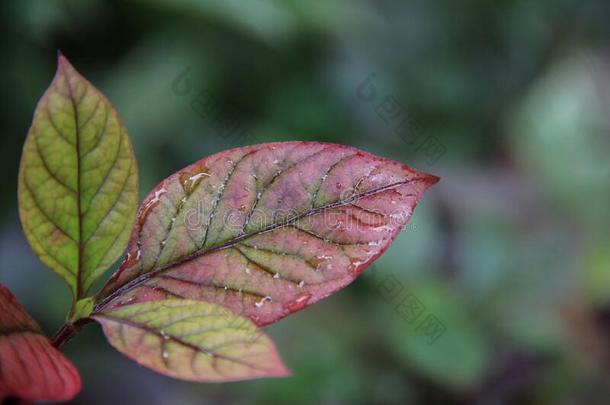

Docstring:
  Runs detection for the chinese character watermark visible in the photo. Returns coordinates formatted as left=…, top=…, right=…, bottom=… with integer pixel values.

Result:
left=356, top=73, right=447, bottom=166
left=365, top=264, right=446, bottom=344
left=171, top=67, right=261, bottom=144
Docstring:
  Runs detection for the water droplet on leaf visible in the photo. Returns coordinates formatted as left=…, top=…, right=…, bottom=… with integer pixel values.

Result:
left=138, top=187, right=167, bottom=226
left=254, top=296, right=272, bottom=308
left=284, top=293, right=311, bottom=312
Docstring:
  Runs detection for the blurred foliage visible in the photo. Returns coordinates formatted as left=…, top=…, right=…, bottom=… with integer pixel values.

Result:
left=1, top=0, right=610, bottom=404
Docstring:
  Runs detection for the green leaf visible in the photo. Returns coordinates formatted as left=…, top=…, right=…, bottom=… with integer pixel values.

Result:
left=18, top=53, right=138, bottom=299
left=69, top=297, right=95, bottom=323
left=93, top=299, right=290, bottom=382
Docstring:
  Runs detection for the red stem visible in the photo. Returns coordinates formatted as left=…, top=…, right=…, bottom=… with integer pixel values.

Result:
left=50, top=318, right=93, bottom=349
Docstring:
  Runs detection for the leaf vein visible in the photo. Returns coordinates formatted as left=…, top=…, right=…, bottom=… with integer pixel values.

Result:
left=33, top=135, right=77, bottom=194
left=96, top=315, right=270, bottom=373
left=201, top=151, right=256, bottom=249
left=81, top=104, right=110, bottom=158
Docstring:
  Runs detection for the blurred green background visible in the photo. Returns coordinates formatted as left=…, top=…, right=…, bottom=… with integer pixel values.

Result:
left=1, top=0, right=610, bottom=404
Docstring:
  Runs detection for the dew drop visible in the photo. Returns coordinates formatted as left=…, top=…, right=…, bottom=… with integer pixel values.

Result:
left=298, top=280, right=305, bottom=288
left=245, top=267, right=252, bottom=274
left=181, top=197, right=187, bottom=203
left=311, top=254, right=331, bottom=271
left=179, top=164, right=210, bottom=195
left=138, top=188, right=167, bottom=226
left=347, top=258, right=365, bottom=276
left=254, top=296, right=272, bottom=308
left=118, top=296, right=136, bottom=306
left=273, top=272, right=280, bottom=279
left=284, top=293, right=311, bottom=312
left=122, top=252, right=135, bottom=268
left=162, top=350, right=169, bottom=359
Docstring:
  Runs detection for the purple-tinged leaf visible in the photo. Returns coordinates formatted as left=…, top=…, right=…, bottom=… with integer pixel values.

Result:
left=96, top=142, right=438, bottom=326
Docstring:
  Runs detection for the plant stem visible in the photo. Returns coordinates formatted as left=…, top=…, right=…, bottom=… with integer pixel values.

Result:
left=51, top=318, right=93, bottom=349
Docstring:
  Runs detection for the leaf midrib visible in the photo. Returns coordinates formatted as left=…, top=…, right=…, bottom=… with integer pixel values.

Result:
left=63, top=69, right=85, bottom=300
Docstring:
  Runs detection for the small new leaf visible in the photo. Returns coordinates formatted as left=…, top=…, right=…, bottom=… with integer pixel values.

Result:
left=0, top=284, right=81, bottom=402
left=69, top=297, right=95, bottom=323
left=93, top=299, right=290, bottom=382
left=18, top=53, right=138, bottom=299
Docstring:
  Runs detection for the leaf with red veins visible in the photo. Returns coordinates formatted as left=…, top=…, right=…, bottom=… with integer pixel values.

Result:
left=0, top=284, right=81, bottom=402
left=96, top=142, right=438, bottom=326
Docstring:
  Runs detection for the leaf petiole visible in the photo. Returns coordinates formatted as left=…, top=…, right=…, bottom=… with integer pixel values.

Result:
left=51, top=317, right=94, bottom=349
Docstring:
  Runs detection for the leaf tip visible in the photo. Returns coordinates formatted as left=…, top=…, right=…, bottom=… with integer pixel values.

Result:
left=56, top=49, right=67, bottom=66
left=262, top=348, right=292, bottom=379
left=56, top=51, right=76, bottom=76
left=271, top=363, right=292, bottom=379
left=425, top=173, right=440, bottom=185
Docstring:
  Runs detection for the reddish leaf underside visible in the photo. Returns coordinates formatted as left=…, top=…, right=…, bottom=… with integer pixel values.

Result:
left=96, top=142, right=438, bottom=326
left=0, top=284, right=81, bottom=402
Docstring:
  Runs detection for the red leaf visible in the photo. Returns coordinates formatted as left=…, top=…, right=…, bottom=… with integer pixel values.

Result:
left=96, top=142, right=438, bottom=326
left=0, top=284, right=81, bottom=402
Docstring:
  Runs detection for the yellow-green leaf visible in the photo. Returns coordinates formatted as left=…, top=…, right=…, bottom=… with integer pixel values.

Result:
left=93, top=299, right=290, bottom=382
left=18, top=54, right=138, bottom=299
